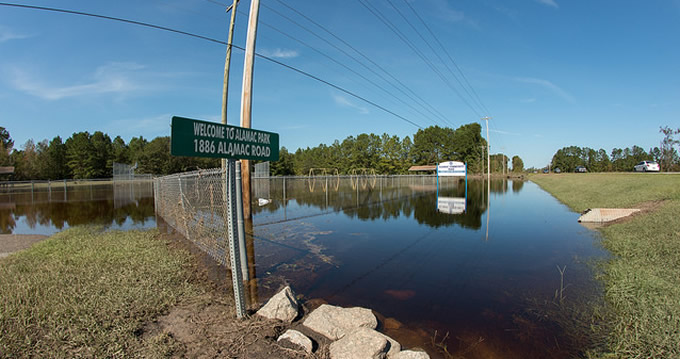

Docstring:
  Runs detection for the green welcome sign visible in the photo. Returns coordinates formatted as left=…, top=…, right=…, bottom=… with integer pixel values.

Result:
left=170, top=116, right=279, bottom=161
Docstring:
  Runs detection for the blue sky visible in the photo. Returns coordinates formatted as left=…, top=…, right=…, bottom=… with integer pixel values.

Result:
left=1, top=0, right=678, bottom=168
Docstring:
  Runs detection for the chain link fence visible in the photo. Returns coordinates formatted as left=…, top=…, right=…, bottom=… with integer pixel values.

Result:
left=113, top=162, right=152, bottom=182
left=154, top=168, right=231, bottom=266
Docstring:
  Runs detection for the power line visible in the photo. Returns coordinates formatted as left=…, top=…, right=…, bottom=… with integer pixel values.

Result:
left=357, top=0, right=482, bottom=119
left=401, top=0, right=492, bottom=116
left=262, top=0, right=453, bottom=127
left=250, top=6, right=447, bottom=127
left=0, top=1, right=424, bottom=129
left=385, top=0, right=486, bottom=116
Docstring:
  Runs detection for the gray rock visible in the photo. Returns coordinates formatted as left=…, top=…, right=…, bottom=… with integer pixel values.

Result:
left=277, top=329, right=313, bottom=353
left=329, top=327, right=389, bottom=359
left=303, top=304, right=378, bottom=340
left=256, top=286, right=299, bottom=322
left=392, top=350, right=431, bottom=359
left=378, top=332, right=401, bottom=358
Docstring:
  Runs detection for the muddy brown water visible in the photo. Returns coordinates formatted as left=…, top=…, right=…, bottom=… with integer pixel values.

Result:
left=1, top=177, right=607, bottom=358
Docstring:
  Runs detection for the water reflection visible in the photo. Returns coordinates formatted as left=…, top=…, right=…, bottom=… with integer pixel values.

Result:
left=0, top=182, right=155, bottom=234
left=0, top=176, right=606, bottom=358
left=250, top=176, right=503, bottom=230
left=248, top=177, right=606, bottom=359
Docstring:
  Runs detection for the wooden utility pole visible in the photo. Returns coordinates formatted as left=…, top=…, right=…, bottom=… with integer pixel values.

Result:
left=221, top=0, right=239, bottom=169
left=240, top=0, right=261, bottom=219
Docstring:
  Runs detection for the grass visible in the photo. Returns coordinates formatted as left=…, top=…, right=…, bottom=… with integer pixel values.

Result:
left=530, top=173, right=680, bottom=358
left=0, top=226, right=201, bottom=358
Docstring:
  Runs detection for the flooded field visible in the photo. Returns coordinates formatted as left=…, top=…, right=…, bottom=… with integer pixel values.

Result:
left=250, top=176, right=607, bottom=358
left=1, top=176, right=607, bottom=358
left=0, top=181, right=155, bottom=235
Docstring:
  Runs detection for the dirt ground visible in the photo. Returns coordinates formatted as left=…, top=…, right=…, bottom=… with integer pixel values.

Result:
left=0, top=234, right=48, bottom=258
left=148, top=232, right=332, bottom=359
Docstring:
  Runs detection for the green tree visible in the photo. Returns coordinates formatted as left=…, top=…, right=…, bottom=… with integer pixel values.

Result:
left=412, top=126, right=456, bottom=165
left=0, top=127, right=14, bottom=166
left=511, top=155, right=524, bottom=173
left=552, top=146, right=584, bottom=172
left=271, top=147, right=295, bottom=176
left=451, top=123, right=484, bottom=170
left=400, top=136, right=414, bottom=172
left=127, top=136, right=148, bottom=166
left=111, top=136, right=130, bottom=165
left=44, top=136, right=69, bottom=179
left=660, top=126, right=680, bottom=171
left=66, top=132, right=96, bottom=179
left=14, top=140, right=40, bottom=179
left=90, top=131, right=113, bottom=178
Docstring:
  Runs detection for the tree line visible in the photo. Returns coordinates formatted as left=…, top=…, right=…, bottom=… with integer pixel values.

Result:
left=547, top=126, right=680, bottom=173
left=1, top=123, right=522, bottom=180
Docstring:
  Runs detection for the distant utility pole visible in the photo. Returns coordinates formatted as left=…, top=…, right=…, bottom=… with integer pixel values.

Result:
left=482, top=117, right=491, bottom=181
left=221, top=0, right=239, bottom=170
left=240, top=0, right=261, bottom=219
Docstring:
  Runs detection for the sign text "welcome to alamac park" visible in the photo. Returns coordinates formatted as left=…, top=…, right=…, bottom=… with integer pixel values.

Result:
left=170, top=116, right=279, bottom=161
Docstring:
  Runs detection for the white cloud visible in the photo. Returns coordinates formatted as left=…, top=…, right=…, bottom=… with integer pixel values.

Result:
left=521, top=98, right=537, bottom=103
left=259, top=48, right=299, bottom=59
left=536, top=0, right=559, bottom=8
left=10, top=62, right=145, bottom=100
left=0, top=26, right=31, bottom=43
left=333, top=94, right=369, bottom=114
left=431, top=0, right=465, bottom=22
left=514, top=77, right=575, bottom=103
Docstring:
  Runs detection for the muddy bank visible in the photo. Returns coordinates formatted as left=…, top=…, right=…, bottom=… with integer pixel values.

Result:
left=0, top=234, right=48, bottom=258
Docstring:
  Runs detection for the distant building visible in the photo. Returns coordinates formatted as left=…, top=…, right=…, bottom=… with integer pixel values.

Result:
left=408, top=165, right=436, bottom=173
left=0, top=166, right=14, bottom=180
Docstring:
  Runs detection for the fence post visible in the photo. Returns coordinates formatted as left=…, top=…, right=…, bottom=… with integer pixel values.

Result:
left=226, top=159, right=247, bottom=318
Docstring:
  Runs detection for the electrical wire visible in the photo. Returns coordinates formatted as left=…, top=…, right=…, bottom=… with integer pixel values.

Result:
left=250, top=7, right=447, bottom=127
left=401, top=0, right=492, bottom=116
left=357, top=0, right=482, bottom=119
left=262, top=0, right=453, bottom=127
left=386, top=0, right=486, bottom=117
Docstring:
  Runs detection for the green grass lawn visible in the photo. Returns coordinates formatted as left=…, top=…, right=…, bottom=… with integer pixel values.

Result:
left=0, top=227, right=201, bottom=358
left=531, top=173, right=680, bottom=358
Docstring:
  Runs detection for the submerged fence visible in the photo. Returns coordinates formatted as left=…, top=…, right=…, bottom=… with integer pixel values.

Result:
left=154, top=168, right=232, bottom=266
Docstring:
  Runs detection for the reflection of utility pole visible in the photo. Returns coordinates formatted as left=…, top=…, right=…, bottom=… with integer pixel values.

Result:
left=220, top=0, right=239, bottom=171
left=481, top=116, right=491, bottom=241
left=240, top=0, right=261, bottom=219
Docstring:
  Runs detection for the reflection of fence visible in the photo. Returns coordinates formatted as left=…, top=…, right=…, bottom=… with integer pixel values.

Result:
left=254, top=162, right=271, bottom=199
left=113, top=181, right=155, bottom=209
left=350, top=168, right=377, bottom=190
left=0, top=178, right=112, bottom=194
left=154, top=168, right=231, bottom=266
left=252, top=175, right=458, bottom=226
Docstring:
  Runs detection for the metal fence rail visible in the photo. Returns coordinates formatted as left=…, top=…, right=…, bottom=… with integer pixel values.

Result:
left=154, top=168, right=231, bottom=267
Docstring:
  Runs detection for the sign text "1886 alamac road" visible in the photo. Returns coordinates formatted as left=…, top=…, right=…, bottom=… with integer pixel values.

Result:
left=170, top=116, right=279, bottom=161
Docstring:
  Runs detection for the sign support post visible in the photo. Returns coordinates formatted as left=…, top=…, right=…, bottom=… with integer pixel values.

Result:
left=226, top=159, right=247, bottom=318
left=170, top=116, right=279, bottom=319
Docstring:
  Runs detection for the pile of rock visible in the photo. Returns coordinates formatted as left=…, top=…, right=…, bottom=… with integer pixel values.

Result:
left=256, top=286, right=430, bottom=359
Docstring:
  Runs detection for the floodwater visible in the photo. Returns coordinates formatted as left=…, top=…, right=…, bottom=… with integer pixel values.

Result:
left=0, top=181, right=155, bottom=235
left=0, top=176, right=607, bottom=358
left=250, top=176, right=607, bottom=358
